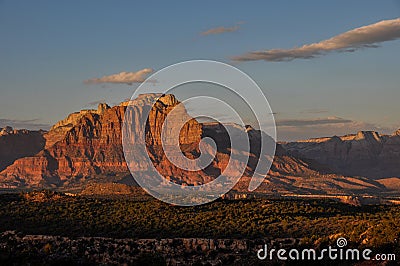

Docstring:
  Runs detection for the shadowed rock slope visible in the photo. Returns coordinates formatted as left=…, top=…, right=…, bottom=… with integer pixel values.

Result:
left=0, top=127, right=46, bottom=172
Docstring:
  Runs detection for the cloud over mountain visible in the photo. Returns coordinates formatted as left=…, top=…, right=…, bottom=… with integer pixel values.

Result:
left=232, top=18, right=400, bottom=62
left=277, top=117, right=352, bottom=127
left=84, top=69, right=153, bottom=85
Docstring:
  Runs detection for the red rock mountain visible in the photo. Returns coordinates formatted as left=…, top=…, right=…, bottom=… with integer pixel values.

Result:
left=0, top=94, right=396, bottom=195
left=0, top=94, right=211, bottom=187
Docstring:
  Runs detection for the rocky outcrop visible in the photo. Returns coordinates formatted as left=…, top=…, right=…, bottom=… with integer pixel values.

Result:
left=0, top=231, right=299, bottom=265
left=0, top=126, right=13, bottom=136
left=0, top=127, right=45, bottom=172
left=282, top=129, right=400, bottom=179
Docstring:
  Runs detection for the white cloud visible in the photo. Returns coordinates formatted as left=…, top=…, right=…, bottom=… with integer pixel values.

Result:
left=232, top=18, right=400, bottom=62
left=84, top=68, right=153, bottom=85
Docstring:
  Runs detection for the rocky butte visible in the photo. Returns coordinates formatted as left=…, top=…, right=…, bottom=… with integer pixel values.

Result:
left=0, top=94, right=399, bottom=195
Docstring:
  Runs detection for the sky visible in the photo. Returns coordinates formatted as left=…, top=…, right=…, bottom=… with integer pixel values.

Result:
left=0, top=0, right=399, bottom=141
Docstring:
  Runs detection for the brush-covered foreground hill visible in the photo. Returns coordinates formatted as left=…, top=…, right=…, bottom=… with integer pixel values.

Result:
left=0, top=94, right=396, bottom=195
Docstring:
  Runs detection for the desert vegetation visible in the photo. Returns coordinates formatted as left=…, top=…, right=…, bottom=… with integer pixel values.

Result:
left=0, top=191, right=398, bottom=249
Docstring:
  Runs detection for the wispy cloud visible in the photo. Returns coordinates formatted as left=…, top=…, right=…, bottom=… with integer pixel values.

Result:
left=232, top=18, right=400, bottom=62
left=200, top=22, right=243, bottom=36
left=84, top=68, right=153, bottom=85
left=277, top=116, right=352, bottom=127
left=300, top=108, right=329, bottom=114
left=0, top=118, right=50, bottom=130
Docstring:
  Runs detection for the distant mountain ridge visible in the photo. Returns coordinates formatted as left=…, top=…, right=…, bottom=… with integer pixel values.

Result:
left=0, top=94, right=399, bottom=196
left=282, top=129, right=400, bottom=180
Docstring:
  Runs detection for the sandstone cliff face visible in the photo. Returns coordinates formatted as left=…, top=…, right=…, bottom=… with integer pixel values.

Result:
left=1, top=104, right=125, bottom=186
left=44, top=103, right=110, bottom=148
left=0, top=127, right=45, bottom=172
left=282, top=130, right=400, bottom=179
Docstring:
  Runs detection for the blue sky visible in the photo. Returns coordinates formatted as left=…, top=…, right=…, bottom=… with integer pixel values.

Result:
left=0, top=0, right=399, bottom=140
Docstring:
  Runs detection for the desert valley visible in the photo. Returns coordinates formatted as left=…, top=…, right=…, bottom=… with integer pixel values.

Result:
left=0, top=94, right=399, bottom=264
